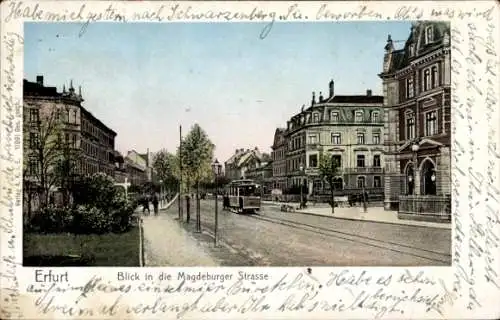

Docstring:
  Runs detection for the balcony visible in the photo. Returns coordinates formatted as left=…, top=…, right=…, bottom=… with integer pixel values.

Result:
left=344, top=167, right=384, bottom=174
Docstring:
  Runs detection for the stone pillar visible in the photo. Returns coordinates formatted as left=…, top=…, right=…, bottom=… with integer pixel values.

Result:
left=438, top=147, right=451, bottom=196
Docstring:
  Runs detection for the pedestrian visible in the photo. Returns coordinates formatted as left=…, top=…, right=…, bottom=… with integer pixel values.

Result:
left=152, top=192, right=159, bottom=216
left=142, top=194, right=150, bottom=215
left=362, top=189, right=368, bottom=213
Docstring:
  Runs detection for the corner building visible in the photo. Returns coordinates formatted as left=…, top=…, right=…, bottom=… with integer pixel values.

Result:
left=379, top=22, right=451, bottom=220
left=284, top=81, right=385, bottom=196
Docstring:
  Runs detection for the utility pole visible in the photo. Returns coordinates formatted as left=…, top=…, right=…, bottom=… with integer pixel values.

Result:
left=178, top=125, right=183, bottom=221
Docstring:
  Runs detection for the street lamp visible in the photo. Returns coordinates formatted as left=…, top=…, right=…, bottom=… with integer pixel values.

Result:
left=411, top=143, right=419, bottom=195
left=299, top=163, right=304, bottom=209
left=211, top=158, right=222, bottom=246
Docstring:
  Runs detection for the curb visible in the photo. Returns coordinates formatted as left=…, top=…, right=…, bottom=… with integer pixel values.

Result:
left=281, top=208, right=452, bottom=230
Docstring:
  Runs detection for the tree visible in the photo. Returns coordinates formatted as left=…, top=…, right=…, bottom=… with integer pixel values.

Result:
left=23, top=103, right=80, bottom=209
left=318, top=152, right=341, bottom=214
left=152, top=149, right=178, bottom=193
left=178, top=124, right=215, bottom=228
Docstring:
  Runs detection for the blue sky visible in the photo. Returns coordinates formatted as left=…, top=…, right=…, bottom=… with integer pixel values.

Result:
left=24, top=21, right=411, bottom=162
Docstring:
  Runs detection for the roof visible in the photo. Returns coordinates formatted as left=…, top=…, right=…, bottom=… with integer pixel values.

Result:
left=321, top=95, right=383, bottom=104
left=382, top=21, right=450, bottom=75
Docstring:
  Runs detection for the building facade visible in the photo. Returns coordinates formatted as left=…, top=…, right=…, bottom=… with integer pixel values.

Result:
left=244, top=154, right=273, bottom=194
left=23, top=76, right=118, bottom=215
left=224, top=147, right=263, bottom=181
left=283, top=80, right=385, bottom=196
left=379, top=22, right=451, bottom=216
left=24, top=76, right=117, bottom=179
left=124, top=150, right=150, bottom=187
left=270, top=128, right=287, bottom=193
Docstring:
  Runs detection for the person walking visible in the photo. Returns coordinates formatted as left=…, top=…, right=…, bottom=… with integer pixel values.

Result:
left=142, top=193, right=150, bottom=215
left=152, top=192, right=159, bottom=216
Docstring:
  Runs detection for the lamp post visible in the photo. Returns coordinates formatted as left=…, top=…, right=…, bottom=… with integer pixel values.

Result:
left=299, top=163, right=304, bottom=209
left=411, top=143, right=419, bottom=195
left=212, top=159, right=222, bottom=246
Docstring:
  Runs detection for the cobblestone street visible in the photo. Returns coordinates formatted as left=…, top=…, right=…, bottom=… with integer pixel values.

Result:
left=152, top=199, right=451, bottom=266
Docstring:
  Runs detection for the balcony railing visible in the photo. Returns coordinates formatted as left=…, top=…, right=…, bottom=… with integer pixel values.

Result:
left=344, top=167, right=384, bottom=174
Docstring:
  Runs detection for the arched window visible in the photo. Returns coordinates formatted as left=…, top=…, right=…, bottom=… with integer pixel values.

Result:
left=431, top=66, right=439, bottom=88
left=357, top=176, right=366, bottom=188
left=423, top=69, right=431, bottom=91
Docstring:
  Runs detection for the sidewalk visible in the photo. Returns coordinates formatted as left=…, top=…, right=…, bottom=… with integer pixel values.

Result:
left=263, top=201, right=451, bottom=229
left=140, top=195, right=218, bottom=266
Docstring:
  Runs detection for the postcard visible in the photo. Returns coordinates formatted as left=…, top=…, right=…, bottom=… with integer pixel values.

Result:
left=1, top=0, right=499, bottom=319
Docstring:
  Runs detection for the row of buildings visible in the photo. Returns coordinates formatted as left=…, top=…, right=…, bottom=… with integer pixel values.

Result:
left=23, top=76, right=155, bottom=207
left=225, top=21, right=451, bottom=221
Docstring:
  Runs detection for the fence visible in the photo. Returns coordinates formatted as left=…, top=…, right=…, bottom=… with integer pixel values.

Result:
left=398, top=195, right=451, bottom=222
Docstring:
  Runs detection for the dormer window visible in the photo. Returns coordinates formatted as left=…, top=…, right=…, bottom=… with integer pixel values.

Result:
left=355, top=111, right=363, bottom=123
left=313, top=113, right=320, bottom=123
left=331, top=111, right=339, bottom=122
left=409, top=43, right=415, bottom=56
left=425, top=26, right=434, bottom=44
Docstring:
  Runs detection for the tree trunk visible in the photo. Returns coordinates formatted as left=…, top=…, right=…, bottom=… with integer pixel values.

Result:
left=196, top=180, right=201, bottom=232
left=330, top=182, right=335, bottom=214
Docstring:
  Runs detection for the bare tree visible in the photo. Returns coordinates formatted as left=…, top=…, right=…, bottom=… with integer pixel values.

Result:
left=23, top=103, right=81, bottom=209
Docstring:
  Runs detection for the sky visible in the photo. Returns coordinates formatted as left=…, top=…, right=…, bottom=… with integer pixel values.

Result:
left=24, top=21, right=411, bottom=162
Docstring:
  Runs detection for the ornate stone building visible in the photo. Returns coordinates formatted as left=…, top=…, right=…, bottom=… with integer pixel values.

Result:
left=379, top=21, right=451, bottom=220
left=284, top=80, right=385, bottom=196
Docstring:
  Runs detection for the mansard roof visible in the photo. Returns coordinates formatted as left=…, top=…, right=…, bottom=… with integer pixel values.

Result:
left=382, top=21, right=450, bottom=75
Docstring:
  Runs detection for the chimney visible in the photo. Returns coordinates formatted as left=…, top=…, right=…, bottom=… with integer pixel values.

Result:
left=36, top=75, right=44, bottom=86
left=319, top=91, right=324, bottom=102
left=366, top=89, right=372, bottom=96
left=311, top=91, right=316, bottom=105
left=329, top=80, right=334, bottom=98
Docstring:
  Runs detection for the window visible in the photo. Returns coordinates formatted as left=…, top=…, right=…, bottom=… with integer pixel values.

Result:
left=332, top=155, right=342, bottom=167
left=431, top=66, right=438, bottom=88
left=65, top=133, right=69, bottom=144
left=357, top=155, right=365, bottom=167
left=67, top=110, right=71, bottom=123
left=372, top=111, right=380, bottom=123
left=373, top=155, right=381, bottom=167
left=28, top=158, right=38, bottom=176
left=357, top=176, right=366, bottom=188
left=425, top=111, right=438, bottom=136
left=29, top=132, right=39, bottom=149
left=357, top=133, right=365, bottom=145
left=409, top=44, right=415, bottom=56
left=355, top=111, right=363, bottom=122
left=331, top=133, right=341, bottom=145
left=406, top=114, right=415, bottom=139
left=372, top=133, right=380, bottom=145
left=374, top=176, right=382, bottom=187
left=72, top=135, right=77, bottom=148
left=423, top=69, right=431, bottom=91
left=406, top=77, right=414, bottom=98
left=331, top=111, right=339, bottom=121
left=308, top=135, right=318, bottom=145
left=333, top=177, right=343, bottom=190
left=425, top=26, right=434, bottom=44
left=313, top=113, right=320, bottom=123
left=308, top=154, right=318, bottom=168
left=29, top=109, right=39, bottom=122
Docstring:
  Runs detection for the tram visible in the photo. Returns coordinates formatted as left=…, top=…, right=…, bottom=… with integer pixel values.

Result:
left=225, top=179, right=262, bottom=214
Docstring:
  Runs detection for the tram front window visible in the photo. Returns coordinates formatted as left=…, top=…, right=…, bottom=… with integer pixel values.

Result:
left=239, top=185, right=260, bottom=197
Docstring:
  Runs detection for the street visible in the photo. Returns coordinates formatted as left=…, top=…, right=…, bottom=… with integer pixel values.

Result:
left=164, top=199, right=451, bottom=266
